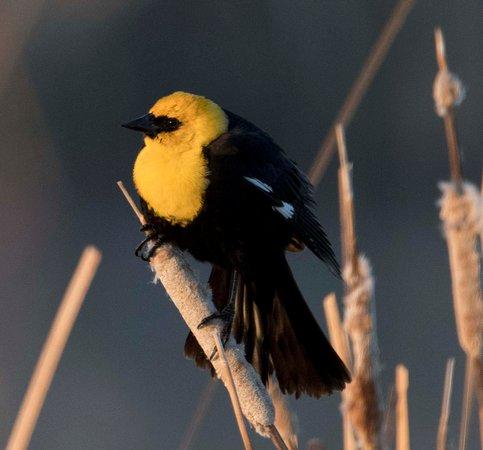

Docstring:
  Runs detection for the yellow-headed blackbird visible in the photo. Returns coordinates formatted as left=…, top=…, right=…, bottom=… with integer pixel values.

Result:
left=123, top=91, right=350, bottom=397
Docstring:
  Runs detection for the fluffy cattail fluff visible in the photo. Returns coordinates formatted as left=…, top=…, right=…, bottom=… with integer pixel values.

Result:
left=268, top=377, right=299, bottom=450
left=433, top=69, right=465, bottom=117
left=439, top=182, right=482, bottom=359
left=343, top=255, right=381, bottom=449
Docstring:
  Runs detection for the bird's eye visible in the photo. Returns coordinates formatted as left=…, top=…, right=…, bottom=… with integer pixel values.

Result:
left=152, top=115, right=181, bottom=133
left=165, top=118, right=181, bottom=131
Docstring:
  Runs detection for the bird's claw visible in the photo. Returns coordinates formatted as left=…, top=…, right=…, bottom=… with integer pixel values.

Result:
left=198, top=309, right=234, bottom=361
left=135, top=224, right=165, bottom=262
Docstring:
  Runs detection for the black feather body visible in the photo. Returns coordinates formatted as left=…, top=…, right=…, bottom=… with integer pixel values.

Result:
left=141, top=111, right=350, bottom=397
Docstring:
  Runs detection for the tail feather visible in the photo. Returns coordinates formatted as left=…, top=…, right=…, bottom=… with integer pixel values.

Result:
left=184, top=258, right=350, bottom=398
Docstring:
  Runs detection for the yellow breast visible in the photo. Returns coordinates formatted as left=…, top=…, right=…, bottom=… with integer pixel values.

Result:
left=132, top=92, right=228, bottom=226
left=133, top=144, right=209, bottom=225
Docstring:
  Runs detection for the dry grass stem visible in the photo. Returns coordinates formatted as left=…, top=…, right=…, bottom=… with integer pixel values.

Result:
left=213, top=331, right=253, bottom=450
left=437, top=358, right=455, bottom=450
left=308, top=0, right=415, bottom=185
left=178, top=380, right=217, bottom=450
left=268, top=377, right=299, bottom=450
left=323, top=293, right=356, bottom=450
left=336, top=126, right=380, bottom=449
left=433, top=28, right=465, bottom=190
left=6, top=246, right=102, bottom=450
left=117, top=181, right=275, bottom=439
left=458, top=357, right=476, bottom=450
left=395, top=365, right=410, bottom=450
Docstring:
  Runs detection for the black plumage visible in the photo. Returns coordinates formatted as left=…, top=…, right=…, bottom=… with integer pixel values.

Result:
left=141, top=110, right=350, bottom=397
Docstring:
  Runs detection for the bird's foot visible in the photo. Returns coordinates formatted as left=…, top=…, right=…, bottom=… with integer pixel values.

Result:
left=135, top=224, right=166, bottom=262
left=197, top=306, right=234, bottom=361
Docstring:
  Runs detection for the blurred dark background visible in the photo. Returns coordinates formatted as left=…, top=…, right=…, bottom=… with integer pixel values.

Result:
left=0, top=1, right=481, bottom=449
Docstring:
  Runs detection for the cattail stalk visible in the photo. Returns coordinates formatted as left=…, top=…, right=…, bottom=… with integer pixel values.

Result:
left=395, top=365, right=410, bottom=450
left=433, top=29, right=482, bottom=450
left=336, top=126, right=381, bottom=450
left=437, top=358, right=455, bottom=450
left=323, top=293, right=356, bottom=450
left=6, top=246, right=102, bottom=450
left=117, top=182, right=278, bottom=443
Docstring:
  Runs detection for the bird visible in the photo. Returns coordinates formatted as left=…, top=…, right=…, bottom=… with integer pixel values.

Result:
left=122, top=91, right=350, bottom=398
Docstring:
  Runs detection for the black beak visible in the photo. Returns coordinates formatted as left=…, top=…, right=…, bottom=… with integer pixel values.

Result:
left=122, top=113, right=157, bottom=137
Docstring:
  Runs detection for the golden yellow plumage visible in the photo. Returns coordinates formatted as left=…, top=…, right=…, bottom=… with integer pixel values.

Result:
left=133, top=91, right=228, bottom=225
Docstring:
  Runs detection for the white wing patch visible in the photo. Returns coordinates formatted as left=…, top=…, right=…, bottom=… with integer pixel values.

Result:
left=244, top=176, right=294, bottom=220
left=274, top=202, right=294, bottom=219
left=244, top=176, right=273, bottom=193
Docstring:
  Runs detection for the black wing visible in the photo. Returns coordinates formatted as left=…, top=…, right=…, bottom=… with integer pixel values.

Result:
left=205, top=110, right=340, bottom=275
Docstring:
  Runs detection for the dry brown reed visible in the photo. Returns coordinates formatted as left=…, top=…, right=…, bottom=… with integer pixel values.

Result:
left=308, top=0, right=415, bottom=185
left=323, top=293, right=356, bottom=450
left=336, top=125, right=381, bottom=449
left=437, top=358, right=455, bottom=450
left=433, top=28, right=482, bottom=450
left=395, top=365, right=410, bottom=450
left=6, top=246, right=102, bottom=450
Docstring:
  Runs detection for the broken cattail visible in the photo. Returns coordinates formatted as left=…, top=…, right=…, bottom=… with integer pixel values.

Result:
left=336, top=126, right=381, bottom=449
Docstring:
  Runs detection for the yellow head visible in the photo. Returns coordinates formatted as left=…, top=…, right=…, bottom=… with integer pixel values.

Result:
left=124, top=92, right=228, bottom=225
